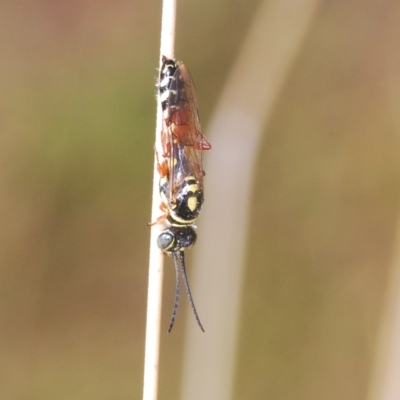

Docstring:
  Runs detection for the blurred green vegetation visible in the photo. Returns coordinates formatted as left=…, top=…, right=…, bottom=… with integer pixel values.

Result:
left=1, top=0, right=400, bottom=399
left=0, top=0, right=261, bottom=399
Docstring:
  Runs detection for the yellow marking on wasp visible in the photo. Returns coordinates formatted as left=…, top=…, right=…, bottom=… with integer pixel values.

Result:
left=187, top=196, right=197, bottom=212
left=188, top=184, right=198, bottom=193
left=168, top=157, right=178, bottom=170
left=163, top=239, right=174, bottom=251
left=183, top=177, right=199, bottom=193
left=170, top=211, right=196, bottom=224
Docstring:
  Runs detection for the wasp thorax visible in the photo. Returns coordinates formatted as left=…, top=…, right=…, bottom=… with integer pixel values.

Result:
left=160, top=175, right=204, bottom=225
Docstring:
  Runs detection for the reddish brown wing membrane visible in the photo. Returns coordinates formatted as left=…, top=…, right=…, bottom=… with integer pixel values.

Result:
left=167, top=63, right=211, bottom=151
left=162, top=60, right=211, bottom=205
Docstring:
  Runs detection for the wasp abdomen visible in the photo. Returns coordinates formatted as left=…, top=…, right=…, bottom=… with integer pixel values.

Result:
left=159, top=57, right=178, bottom=112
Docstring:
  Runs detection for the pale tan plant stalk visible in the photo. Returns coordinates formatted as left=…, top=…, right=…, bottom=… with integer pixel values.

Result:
left=367, top=222, right=400, bottom=400
left=142, top=0, right=176, bottom=399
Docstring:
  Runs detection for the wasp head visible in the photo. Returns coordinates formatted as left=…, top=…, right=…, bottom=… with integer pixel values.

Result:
left=157, top=225, right=197, bottom=254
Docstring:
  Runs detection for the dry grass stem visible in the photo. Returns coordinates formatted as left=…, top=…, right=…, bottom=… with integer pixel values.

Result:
left=143, top=0, right=176, bottom=399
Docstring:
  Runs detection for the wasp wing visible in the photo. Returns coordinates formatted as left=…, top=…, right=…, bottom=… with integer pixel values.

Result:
left=165, top=62, right=210, bottom=203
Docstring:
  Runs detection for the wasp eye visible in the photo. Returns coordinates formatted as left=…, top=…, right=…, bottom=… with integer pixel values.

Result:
left=157, top=231, right=174, bottom=251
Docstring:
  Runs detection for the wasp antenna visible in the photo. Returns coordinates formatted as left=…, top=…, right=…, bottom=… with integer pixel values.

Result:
left=168, top=253, right=181, bottom=333
left=178, top=251, right=205, bottom=332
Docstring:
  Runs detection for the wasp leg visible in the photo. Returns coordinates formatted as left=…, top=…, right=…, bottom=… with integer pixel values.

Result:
left=157, top=158, right=168, bottom=178
left=147, top=202, right=169, bottom=226
left=154, top=146, right=169, bottom=178
left=161, top=121, right=172, bottom=158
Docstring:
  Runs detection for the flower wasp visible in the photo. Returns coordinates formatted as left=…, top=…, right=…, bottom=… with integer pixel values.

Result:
left=153, top=56, right=211, bottom=333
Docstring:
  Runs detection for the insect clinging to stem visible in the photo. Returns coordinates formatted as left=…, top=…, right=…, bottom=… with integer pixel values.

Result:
left=152, top=56, right=211, bottom=332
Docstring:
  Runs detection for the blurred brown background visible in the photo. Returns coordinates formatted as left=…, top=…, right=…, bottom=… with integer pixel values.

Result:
left=1, top=0, right=400, bottom=399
